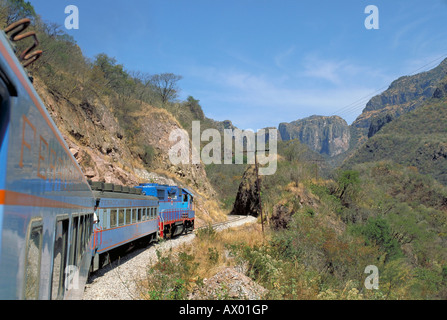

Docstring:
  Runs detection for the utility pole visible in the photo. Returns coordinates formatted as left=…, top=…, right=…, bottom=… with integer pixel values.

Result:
left=240, top=148, right=268, bottom=234
left=254, top=149, right=265, bottom=234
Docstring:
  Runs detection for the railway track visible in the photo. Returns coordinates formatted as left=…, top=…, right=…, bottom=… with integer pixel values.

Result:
left=84, top=214, right=256, bottom=299
left=195, top=215, right=248, bottom=232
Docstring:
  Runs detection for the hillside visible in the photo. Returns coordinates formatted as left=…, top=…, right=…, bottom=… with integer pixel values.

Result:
left=350, top=58, right=447, bottom=148
left=343, top=77, right=447, bottom=185
left=3, top=5, right=227, bottom=225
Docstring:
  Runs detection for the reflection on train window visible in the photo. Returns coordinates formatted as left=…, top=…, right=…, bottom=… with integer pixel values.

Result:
left=70, top=216, right=79, bottom=266
left=99, top=209, right=106, bottom=229
left=77, top=216, right=84, bottom=263
left=118, top=209, right=125, bottom=226
left=51, top=218, right=69, bottom=300
left=24, top=219, right=43, bottom=300
left=110, top=209, right=117, bottom=228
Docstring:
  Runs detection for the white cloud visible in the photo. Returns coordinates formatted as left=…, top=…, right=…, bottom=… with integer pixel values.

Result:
left=185, top=65, right=376, bottom=128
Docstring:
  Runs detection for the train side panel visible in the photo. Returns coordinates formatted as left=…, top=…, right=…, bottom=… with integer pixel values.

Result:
left=90, top=188, right=159, bottom=271
left=0, top=31, right=94, bottom=300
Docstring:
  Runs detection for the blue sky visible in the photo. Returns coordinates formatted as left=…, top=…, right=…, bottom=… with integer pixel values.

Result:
left=28, top=0, right=447, bottom=130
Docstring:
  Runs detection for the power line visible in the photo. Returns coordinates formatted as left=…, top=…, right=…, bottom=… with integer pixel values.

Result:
left=330, top=52, right=447, bottom=119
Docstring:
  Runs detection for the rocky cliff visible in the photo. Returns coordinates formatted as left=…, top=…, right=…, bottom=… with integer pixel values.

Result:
left=230, top=165, right=261, bottom=217
left=33, top=75, right=221, bottom=224
left=278, top=115, right=350, bottom=157
left=352, top=58, right=447, bottom=136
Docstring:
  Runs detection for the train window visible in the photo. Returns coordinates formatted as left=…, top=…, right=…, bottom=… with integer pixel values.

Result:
left=102, top=210, right=108, bottom=229
left=157, top=189, right=165, bottom=200
left=78, top=216, right=85, bottom=262
left=51, top=217, right=69, bottom=300
left=70, top=216, right=79, bottom=266
left=118, top=209, right=125, bottom=226
left=98, top=209, right=104, bottom=229
left=86, top=214, right=93, bottom=243
left=24, top=219, right=43, bottom=300
left=142, top=208, right=147, bottom=221
left=183, top=194, right=188, bottom=202
left=137, top=208, right=142, bottom=222
left=110, top=209, right=117, bottom=228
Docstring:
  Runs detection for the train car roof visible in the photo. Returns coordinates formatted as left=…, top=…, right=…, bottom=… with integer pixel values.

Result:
left=89, top=181, right=158, bottom=201
left=137, top=183, right=195, bottom=197
left=92, top=190, right=158, bottom=201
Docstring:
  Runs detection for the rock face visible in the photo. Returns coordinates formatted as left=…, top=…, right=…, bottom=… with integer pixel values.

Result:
left=279, top=115, right=350, bottom=157
left=33, top=76, right=217, bottom=198
left=230, top=165, right=260, bottom=217
left=270, top=204, right=293, bottom=231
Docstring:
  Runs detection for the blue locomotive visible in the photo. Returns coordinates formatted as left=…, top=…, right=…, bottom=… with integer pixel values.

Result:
left=0, top=19, right=195, bottom=299
left=136, top=183, right=195, bottom=238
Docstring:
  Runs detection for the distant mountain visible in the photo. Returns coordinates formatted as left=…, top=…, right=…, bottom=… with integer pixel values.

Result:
left=351, top=58, right=447, bottom=144
left=277, top=58, right=447, bottom=166
left=343, top=77, right=447, bottom=185
left=278, top=115, right=350, bottom=158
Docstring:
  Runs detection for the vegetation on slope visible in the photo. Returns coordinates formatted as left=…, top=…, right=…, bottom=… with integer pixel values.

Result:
left=344, top=90, right=447, bottom=186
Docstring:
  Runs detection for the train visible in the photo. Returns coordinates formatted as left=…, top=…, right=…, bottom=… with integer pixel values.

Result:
left=0, top=19, right=195, bottom=299
left=89, top=182, right=195, bottom=273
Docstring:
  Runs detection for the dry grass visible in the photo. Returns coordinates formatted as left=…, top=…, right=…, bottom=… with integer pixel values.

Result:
left=181, top=222, right=265, bottom=281
left=138, top=221, right=264, bottom=300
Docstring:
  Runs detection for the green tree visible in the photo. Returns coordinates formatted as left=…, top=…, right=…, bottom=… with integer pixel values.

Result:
left=0, top=0, right=36, bottom=27
left=150, top=73, right=182, bottom=105
left=361, top=217, right=402, bottom=261
left=336, top=170, right=360, bottom=204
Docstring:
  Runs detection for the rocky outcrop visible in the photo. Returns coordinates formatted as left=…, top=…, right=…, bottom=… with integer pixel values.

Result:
left=279, top=115, right=350, bottom=157
left=188, top=267, right=268, bottom=300
left=230, top=165, right=260, bottom=217
left=270, top=204, right=293, bottom=231
left=34, top=76, right=217, bottom=200
left=367, top=113, right=396, bottom=138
